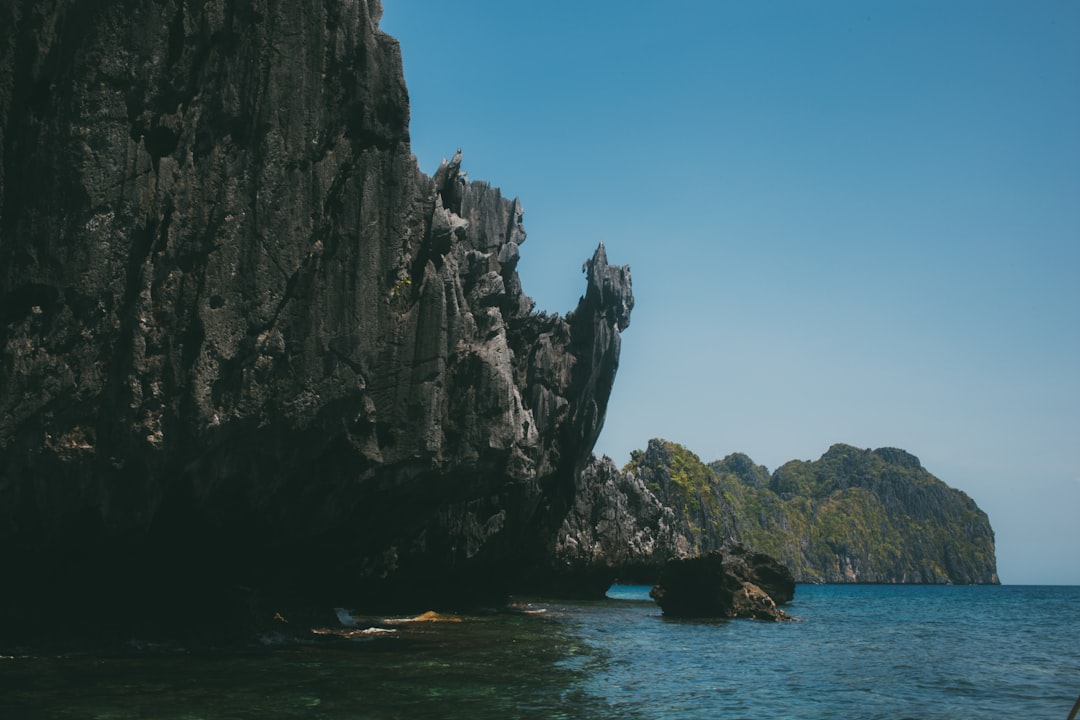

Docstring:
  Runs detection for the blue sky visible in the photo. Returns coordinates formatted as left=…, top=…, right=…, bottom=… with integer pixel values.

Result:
left=381, top=1, right=1080, bottom=585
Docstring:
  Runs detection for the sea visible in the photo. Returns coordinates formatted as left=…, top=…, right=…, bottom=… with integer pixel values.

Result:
left=1, top=584, right=1077, bottom=719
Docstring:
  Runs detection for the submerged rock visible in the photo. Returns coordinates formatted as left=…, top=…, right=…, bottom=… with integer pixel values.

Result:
left=0, top=0, right=631, bottom=636
left=649, top=549, right=794, bottom=621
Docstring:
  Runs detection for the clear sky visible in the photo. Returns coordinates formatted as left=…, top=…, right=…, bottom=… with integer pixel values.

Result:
left=380, top=1, right=1080, bottom=585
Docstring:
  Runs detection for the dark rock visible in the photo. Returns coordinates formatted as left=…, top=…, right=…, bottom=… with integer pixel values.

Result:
left=720, top=542, right=797, bottom=604
left=0, top=0, right=632, bottom=637
left=532, top=452, right=799, bottom=610
left=649, top=549, right=794, bottom=621
left=523, top=454, right=679, bottom=597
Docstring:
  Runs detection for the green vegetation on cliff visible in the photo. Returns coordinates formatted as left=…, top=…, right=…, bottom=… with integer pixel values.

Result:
left=625, top=440, right=999, bottom=584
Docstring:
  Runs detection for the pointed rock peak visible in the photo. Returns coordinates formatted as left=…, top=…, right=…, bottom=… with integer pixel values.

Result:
left=592, top=241, right=607, bottom=266
left=434, top=148, right=462, bottom=181
left=580, top=242, right=632, bottom=331
left=581, top=243, right=607, bottom=274
left=433, top=147, right=466, bottom=213
left=441, top=147, right=462, bottom=178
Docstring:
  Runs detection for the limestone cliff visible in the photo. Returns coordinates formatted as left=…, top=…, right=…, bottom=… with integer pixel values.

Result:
left=530, top=454, right=679, bottom=597
left=619, top=439, right=999, bottom=585
left=733, top=443, right=1000, bottom=584
left=0, top=0, right=632, bottom=632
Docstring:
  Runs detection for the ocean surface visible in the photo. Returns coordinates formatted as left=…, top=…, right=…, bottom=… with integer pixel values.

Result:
left=2, top=584, right=1078, bottom=719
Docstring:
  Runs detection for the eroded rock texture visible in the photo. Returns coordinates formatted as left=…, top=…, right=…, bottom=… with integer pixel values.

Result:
left=528, top=454, right=680, bottom=598
left=648, top=549, right=795, bottom=622
left=0, top=0, right=632, bottom=632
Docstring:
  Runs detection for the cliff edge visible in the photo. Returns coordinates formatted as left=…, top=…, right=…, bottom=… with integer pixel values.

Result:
left=0, top=0, right=632, bottom=634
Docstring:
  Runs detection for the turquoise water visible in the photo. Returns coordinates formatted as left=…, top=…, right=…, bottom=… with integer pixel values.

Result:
left=2, top=585, right=1078, bottom=719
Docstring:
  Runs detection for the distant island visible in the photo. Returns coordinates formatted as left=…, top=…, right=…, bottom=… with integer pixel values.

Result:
left=626, top=439, right=999, bottom=585
left=544, top=439, right=999, bottom=593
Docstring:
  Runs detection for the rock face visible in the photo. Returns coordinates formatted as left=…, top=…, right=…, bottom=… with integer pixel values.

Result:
left=648, top=548, right=795, bottom=621
left=540, top=449, right=798, bottom=620
left=751, top=444, right=999, bottom=584
left=528, top=454, right=680, bottom=597
left=0, top=0, right=632, bottom=633
left=541, top=438, right=999, bottom=596
left=631, top=439, right=999, bottom=585
left=630, top=438, right=741, bottom=554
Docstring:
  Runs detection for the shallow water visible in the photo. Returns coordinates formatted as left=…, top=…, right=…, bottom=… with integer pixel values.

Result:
left=1, top=585, right=1077, bottom=719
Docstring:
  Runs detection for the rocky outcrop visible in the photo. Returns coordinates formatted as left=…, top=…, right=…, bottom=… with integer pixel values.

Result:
left=649, top=548, right=795, bottom=621
left=0, top=0, right=632, bottom=634
left=526, top=454, right=680, bottom=597
left=752, top=444, right=999, bottom=584
left=538, top=438, right=998, bottom=595
left=630, top=437, right=741, bottom=554
left=628, top=439, right=998, bottom=585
